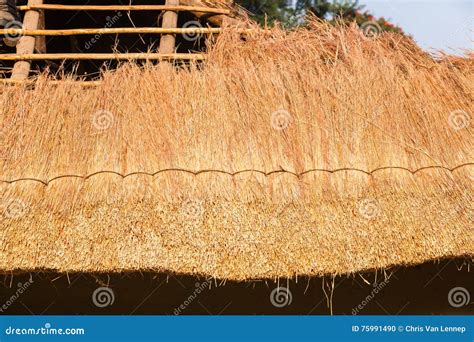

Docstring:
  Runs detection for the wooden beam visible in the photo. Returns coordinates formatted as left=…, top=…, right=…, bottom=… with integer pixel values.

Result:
left=0, top=78, right=101, bottom=87
left=0, top=27, right=222, bottom=36
left=17, top=4, right=230, bottom=15
left=0, top=53, right=206, bottom=61
left=179, top=0, right=239, bottom=27
left=159, top=0, right=180, bottom=55
left=11, top=0, right=43, bottom=80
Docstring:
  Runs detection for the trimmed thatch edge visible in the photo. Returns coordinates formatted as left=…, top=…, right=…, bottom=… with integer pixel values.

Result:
left=2, top=256, right=472, bottom=282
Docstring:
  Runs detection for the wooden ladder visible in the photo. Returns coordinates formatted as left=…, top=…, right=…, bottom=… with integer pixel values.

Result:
left=0, top=0, right=232, bottom=82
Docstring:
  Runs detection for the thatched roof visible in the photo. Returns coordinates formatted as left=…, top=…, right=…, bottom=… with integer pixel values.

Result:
left=0, top=22, right=472, bottom=280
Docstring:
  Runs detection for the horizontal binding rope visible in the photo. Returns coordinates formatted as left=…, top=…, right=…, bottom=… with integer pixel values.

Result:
left=17, top=4, right=231, bottom=15
left=1, top=163, right=473, bottom=186
left=0, top=27, right=222, bottom=36
left=0, top=53, right=206, bottom=61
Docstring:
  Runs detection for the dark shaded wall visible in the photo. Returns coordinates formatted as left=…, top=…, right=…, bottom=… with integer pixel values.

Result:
left=0, top=259, right=472, bottom=315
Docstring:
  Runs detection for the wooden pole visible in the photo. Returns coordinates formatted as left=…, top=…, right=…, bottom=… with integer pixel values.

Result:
left=34, top=9, right=46, bottom=53
left=0, top=53, right=206, bottom=61
left=0, top=27, right=222, bottom=36
left=159, top=0, right=180, bottom=55
left=17, top=4, right=230, bottom=15
left=11, top=0, right=43, bottom=80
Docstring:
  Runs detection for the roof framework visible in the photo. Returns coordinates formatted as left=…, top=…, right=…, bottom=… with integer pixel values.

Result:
left=0, top=0, right=244, bottom=81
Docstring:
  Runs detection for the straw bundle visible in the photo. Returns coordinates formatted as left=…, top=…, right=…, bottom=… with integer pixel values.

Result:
left=0, top=21, right=472, bottom=280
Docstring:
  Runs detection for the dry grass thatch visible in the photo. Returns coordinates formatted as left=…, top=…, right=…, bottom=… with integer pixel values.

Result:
left=0, top=21, right=473, bottom=280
